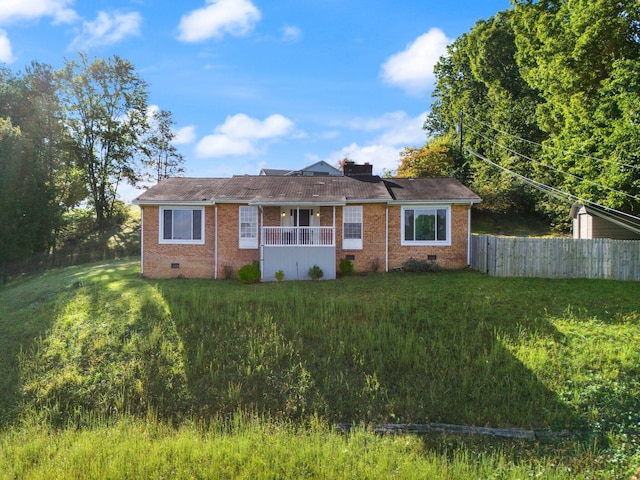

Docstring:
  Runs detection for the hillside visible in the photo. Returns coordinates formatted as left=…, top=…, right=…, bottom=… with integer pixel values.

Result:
left=0, top=259, right=638, bottom=478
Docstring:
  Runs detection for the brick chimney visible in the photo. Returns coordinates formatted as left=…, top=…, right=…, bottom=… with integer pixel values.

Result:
left=343, top=162, right=373, bottom=177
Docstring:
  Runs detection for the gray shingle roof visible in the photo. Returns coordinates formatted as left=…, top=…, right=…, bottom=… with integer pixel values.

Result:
left=134, top=175, right=481, bottom=204
left=134, top=177, right=228, bottom=203
left=385, top=178, right=481, bottom=202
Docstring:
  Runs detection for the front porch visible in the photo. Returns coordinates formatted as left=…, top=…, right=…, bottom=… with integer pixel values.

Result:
left=260, top=226, right=337, bottom=280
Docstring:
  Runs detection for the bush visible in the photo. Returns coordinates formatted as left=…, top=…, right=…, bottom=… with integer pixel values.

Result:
left=238, top=261, right=261, bottom=284
left=401, top=257, right=439, bottom=273
left=338, top=258, right=354, bottom=276
left=274, top=269, right=285, bottom=282
left=307, top=265, right=323, bottom=281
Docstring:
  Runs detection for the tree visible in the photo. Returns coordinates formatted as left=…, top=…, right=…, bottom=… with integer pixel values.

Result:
left=0, top=63, right=81, bottom=274
left=426, top=11, right=545, bottom=214
left=58, top=53, right=149, bottom=230
left=512, top=0, right=640, bottom=214
left=396, top=143, right=454, bottom=178
left=142, top=108, right=185, bottom=183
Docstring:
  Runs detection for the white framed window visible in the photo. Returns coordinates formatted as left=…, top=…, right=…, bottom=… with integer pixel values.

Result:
left=160, top=207, right=204, bottom=244
left=239, top=206, right=258, bottom=249
left=401, top=206, right=450, bottom=246
left=343, top=205, right=363, bottom=250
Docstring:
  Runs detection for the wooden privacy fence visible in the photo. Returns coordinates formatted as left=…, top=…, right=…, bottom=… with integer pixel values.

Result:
left=471, top=235, right=640, bottom=281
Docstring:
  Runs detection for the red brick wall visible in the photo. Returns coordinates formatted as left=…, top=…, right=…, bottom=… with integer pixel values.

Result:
left=140, top=202, right=472, bottom=278
left=215, top=203, right=260, bottom=278
left=387, top=204, right=471, bottom=270
left=141, top=205, right=216, bottom=278
left=336, top=203, right=387, bottom=273
left=263, top=206, right=280, bottom=226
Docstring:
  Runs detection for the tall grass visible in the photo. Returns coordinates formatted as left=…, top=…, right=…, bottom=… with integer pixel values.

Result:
left=0, top=259, right=638, bottom=478
left=0, top=416, right=578, bottom=480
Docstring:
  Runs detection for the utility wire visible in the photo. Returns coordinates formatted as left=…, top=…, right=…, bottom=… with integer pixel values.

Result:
left=464, top=112, right=640, bottom=172
left=465, top=124, right=640, bottom=205
left=466, top=148, right=640, bottom=235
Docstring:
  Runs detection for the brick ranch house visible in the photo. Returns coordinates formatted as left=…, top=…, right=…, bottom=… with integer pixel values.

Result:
left=133, top=165, right=481, bottom=280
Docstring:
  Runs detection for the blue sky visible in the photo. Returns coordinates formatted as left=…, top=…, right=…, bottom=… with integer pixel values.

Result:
left=0, top=0, right=511, bottom=200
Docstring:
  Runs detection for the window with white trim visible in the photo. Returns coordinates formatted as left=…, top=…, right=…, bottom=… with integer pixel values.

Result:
left=160, top=207, right=204, bottom=244
left=401, top=206, right=450, bottom=246
left=239, top=206, right=258, bottom=249
left=342, top=205, right=363, bottom=250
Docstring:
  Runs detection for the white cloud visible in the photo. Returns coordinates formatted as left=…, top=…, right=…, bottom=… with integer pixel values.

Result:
left=380, top=28, right=450, bottom=96
left=282, top=25, right=301, bottom=42
left=332, top=143, right=402, bottom=174
left=174, top=125, right=197, bottom=145
left=0, top=29, right=15, bottom=63
left=0, top=0, right=78, bottom=25
left=196, top=113, right=295, bottom=158
left=326, top=110, right=429, bottom=174
left=196, top=135, right=253, bottom=157
left=69, top=11, right=142, bottom=50
left=218, top=113, right=294, bottom=139
left=177, top=0, right=261, bottom=43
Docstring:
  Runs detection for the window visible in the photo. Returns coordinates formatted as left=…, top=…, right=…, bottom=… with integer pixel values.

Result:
left=343, top=205, right=363, bottom=250
left=401, top=206, right=449, bottom=246
left=160, top=207, right=204, bottom=244
left=239, top=206, right=258, bottom=249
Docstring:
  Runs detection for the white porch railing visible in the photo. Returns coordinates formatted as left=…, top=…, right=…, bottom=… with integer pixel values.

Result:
left=262, top=226, right=335, bottom=246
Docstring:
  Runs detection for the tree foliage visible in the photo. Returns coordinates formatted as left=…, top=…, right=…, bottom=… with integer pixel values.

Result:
left=142, top=108, right=185, bottom=183
left=0, top=54, right=183, bottom=275
left=425, top=1, right=640, bottom=225
left=0, top=64, right=81, bottom=271
left=57, top=53, right=150, bottom=230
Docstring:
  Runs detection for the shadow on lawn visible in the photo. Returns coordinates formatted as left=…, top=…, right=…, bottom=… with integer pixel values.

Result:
left=161, top=277, right=583, bottom=430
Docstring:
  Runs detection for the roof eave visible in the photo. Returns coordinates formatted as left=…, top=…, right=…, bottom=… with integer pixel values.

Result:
left=132, top=199, right=215, bottom=206
left=387, top=198, right=482, bottom=205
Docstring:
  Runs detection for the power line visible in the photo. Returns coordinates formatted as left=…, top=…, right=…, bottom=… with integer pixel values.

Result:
left=464, top=113, right=640, bottom=172
left=466, top=148, right=640, bottom=235
left=465, top=124, right=640, bottom=205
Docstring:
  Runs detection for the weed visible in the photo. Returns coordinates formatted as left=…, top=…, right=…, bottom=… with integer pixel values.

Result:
left=338, top=258, right=354, bottom=276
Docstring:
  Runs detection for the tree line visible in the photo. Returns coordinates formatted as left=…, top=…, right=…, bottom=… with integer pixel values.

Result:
left=0, top=54, right=184, bottom=275
left=398, top=0, right=640, bottom=230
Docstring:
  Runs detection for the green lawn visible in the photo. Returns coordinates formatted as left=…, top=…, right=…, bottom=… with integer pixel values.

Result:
left=0, top=259, right=638, bottom=478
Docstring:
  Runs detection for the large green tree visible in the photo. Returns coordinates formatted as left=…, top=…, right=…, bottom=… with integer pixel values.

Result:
left=58, top=53, right=150, bottom=230
left=426, top=10, right=545, bottom=214
left=511, top=0, right=640, bottom=214
left=0, top=64, right=80, bottom=273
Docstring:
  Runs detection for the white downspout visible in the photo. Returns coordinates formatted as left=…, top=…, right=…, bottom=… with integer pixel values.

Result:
left=139, top=206, right=144, bottom=275
left=467, top=204, right=472, bottom=266
left=332, top=206, right=336, bottom=246
left=214, top=205, right=218, bottom=279
left=260, top=206, right=264, bottom=280
left=385, top=205, right=389, bottom=272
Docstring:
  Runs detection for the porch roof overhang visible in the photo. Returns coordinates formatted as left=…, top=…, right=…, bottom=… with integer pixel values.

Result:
left=244, top=195, right=347, bottom=207
left=251, top=201, right=346, bottom=207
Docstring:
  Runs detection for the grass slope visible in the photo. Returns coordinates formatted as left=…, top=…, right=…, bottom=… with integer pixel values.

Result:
left=0, top=259, right=638, bottom=478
